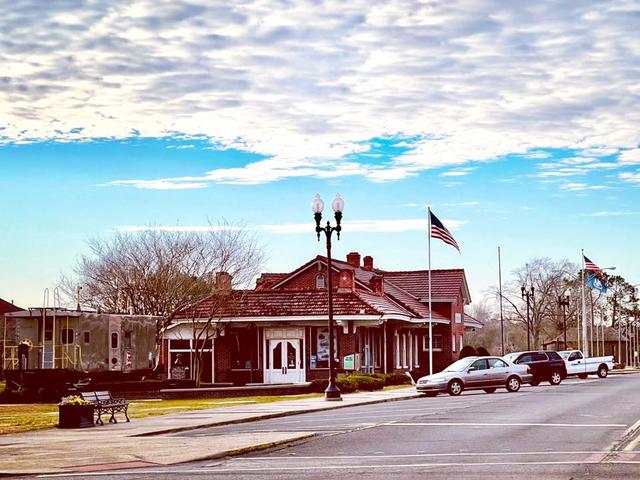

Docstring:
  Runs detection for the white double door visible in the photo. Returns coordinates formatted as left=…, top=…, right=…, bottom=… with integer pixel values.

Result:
left=266, top=338, right=304, bottom=384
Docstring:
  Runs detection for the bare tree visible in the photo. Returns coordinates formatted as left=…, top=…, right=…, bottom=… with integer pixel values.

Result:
left=60, top=222, right=266, bottom=379
left=501, top=258, right=578, bottom=350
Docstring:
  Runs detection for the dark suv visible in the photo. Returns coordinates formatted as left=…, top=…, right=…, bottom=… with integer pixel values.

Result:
left=503, top=351, right=567, bottom=386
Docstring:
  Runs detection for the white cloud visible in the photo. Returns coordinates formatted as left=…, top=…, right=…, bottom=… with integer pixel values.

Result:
left=560, top=182, right=611, bottom=191
left=618, top=149, right=640, bottom=165
left=115, top=218, right=466, bottom=234
left=620, top=172, right=640, bottom=183
left=1, top=1, right=639, bottom=186
left=580, top=211, right=639, bottom=217
left=441, top=201, right=480, bottom=207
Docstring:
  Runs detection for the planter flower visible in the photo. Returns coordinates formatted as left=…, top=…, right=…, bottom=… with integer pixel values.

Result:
left=58, top=396, right=95, bottom=428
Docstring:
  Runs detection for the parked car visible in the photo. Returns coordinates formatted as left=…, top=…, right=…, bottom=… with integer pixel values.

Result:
left=559, top=350, right=614, bottom=379
left=416, top=356, right=533, bottom=397
left=503, top=351, right=567, bottom=386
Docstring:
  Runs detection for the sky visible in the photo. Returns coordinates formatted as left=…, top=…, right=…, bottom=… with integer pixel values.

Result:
left=0, top=0, right=639, bottom=308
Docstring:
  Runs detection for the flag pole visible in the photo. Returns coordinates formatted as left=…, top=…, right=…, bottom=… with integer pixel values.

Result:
left=428, top=206, right=433, bottom=375
left=498, top=246, right=505, bottom=356
left=581, top=249, right=589, bottom=357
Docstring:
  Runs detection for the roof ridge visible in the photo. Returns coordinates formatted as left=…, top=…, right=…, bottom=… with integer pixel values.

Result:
left=381, top=269, right=464, bottom=273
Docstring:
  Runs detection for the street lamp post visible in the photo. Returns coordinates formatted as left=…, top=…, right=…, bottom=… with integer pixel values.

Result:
left=558, top=295, right=570, bottom=350
left=521, top=285, right=534, bottom=350
left=312, top=193, right=344, bottom=401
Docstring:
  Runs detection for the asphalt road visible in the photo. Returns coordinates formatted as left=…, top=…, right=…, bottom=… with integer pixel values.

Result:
left=40, top=375, right=640, bottom=480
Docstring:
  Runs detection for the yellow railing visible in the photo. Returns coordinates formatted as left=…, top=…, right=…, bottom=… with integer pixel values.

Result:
left=2, top=344, right=82, bottom=370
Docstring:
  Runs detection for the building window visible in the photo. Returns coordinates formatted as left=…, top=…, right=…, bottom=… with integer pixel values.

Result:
left=452, top=334, right=456, bottom=352
left=413, top=335, right=420, bottom=367
left=124, top=330, right=132, bottom=349
left=311, top=327, right=338, bottom=368
left=231, top=329, right=256, bottom=369
left=111, top=332, right=119, bottom=349
left=455, top=313, right=462, bottom=324
left=83, top=331, right=90, bottom=344
left=61, top=329, right=74, bottom=344
left=422, top=334, right=443, bottom=351
left=459, top=335, right=463, bottom=351
left=315, top=274, right=325, bottom=289
left=395, top=333, right=401, bottom=368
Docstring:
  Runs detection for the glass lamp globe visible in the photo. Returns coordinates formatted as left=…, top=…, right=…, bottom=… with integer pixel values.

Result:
left=331, top=193, right=344, bottom=213
left=311, top=194, right=324, bottom=214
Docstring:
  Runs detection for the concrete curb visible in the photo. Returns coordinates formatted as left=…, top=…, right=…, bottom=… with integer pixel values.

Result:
left=134, top=390, right=421, bottom=437
left=0, top=433, right=318, bottom=477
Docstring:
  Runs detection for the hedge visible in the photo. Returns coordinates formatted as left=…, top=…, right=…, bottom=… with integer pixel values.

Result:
left=309, top=374, right=385, bottom=393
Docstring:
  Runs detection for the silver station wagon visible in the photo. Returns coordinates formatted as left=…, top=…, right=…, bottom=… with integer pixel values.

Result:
left=416, top=356, right=534, bottom=396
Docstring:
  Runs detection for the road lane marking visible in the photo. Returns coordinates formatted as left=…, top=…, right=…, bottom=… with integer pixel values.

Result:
left=37, top=459, right=640, bottom=477
left=385, top=422, right=626, bottom=427
left=623, top=418, right=640, bottom=452
left=222, top=450, right=640, bottom=462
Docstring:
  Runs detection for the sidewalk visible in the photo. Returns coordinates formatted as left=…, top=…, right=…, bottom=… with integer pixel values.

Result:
left=0, top=386, right=419, bottom=475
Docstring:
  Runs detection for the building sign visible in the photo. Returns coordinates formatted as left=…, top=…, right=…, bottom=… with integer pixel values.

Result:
left=343, top=354, right=355, bottom=370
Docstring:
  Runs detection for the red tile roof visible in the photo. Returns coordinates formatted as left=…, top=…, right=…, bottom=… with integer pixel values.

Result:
left=174, top=290, right=382, bottom=319
left=382, top=269, right=469, bottom=302
left=175, top=255, right=469, bottom=323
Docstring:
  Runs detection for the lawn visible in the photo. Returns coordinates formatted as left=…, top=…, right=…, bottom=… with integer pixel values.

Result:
left=0, top=393, right=322, bottom=435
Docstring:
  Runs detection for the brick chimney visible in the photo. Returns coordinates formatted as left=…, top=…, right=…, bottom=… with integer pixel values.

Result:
left=215, top=272, right=233, bottom=291
left=370, top=274, right=384, bottom=295
left=363, top=255, right=374, bottom=271
left=346, top=252, right=361, bottom=268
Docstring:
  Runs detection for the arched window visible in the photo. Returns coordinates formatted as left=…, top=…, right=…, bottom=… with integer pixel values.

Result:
left=316, top=274, right=325, bottom=289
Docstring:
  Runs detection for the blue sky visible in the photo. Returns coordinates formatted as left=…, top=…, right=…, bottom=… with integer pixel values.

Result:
left=1, top=1, right=639, bottom=307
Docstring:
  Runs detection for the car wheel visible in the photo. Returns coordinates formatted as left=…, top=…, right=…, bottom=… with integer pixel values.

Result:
left=483, top=388, right=496, bottom=394
left=597, top=365, right=608, bottom=378
left=530, top=378, right=540, bottom=386
left=448, top=380, right=463, bottom=396
left=578, top=373, right=588, bottom=379
left=549, top=371, right=562, bottom=385
left=422, top=392, right=438, bottom=397
left=506, top=376, right=521, bottom=392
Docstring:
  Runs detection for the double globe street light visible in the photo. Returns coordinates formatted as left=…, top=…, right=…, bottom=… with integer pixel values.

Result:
left=311, top=193, right=344, bottom=401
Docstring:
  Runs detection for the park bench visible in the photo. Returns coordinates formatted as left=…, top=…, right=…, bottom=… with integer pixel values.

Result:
left=80, top=391, right=130, bottom=425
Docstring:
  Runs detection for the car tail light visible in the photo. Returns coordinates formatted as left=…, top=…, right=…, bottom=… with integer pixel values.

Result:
left=527, top=366, right=531, bottom=374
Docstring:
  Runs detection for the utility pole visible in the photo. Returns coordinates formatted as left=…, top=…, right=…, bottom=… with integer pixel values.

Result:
left=558, top=295, right=570, bottom=350
left=522, top=285, right=534, bottom=350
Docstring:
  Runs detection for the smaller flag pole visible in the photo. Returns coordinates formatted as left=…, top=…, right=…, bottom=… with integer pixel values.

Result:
left=498, top=246, right=505, bottom=356
left=581, top=249, right=589, bottom=357
left=428, top=206, right=433, bottom=375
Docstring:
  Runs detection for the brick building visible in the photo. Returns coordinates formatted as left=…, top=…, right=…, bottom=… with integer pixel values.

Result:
left=163, top=252, right=473, bottom=384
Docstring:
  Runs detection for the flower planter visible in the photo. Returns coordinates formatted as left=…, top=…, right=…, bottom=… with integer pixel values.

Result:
left=58, top=404, right=95, bottom=429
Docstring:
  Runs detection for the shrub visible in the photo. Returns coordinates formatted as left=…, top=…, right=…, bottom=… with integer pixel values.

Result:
left=375, top=372, right=412, bottom=386
left=476, top=346, right=490, bottom=356
left=309, top=374, right=385, bottom=393
left=459, top=345, right=477, bottom=358
left=350, top=375, right=384, bottom=391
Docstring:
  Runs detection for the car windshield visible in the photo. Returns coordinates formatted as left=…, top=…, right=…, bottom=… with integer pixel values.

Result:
left=443, top=358, right=475, bottom=372
left=503, top=353, right=519, bottom=363
left=558, top=351, right=570, bottom=359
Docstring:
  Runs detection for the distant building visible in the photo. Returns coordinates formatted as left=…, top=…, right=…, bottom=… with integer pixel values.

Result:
left=163, top=252, right=476, bottom=384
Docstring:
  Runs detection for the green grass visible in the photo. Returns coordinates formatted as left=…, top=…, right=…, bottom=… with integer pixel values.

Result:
left=0, top=385, right=411, bottom=435
left=0, top=393, right=321, bottom=435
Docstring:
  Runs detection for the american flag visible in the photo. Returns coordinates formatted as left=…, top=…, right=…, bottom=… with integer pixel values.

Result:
left=583, top=255, right=604, bottom=276
left=429, top=210, right=460, bottom=252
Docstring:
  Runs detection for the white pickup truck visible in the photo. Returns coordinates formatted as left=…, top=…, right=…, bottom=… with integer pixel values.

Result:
left=559, top=350, right=614, bottom=379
